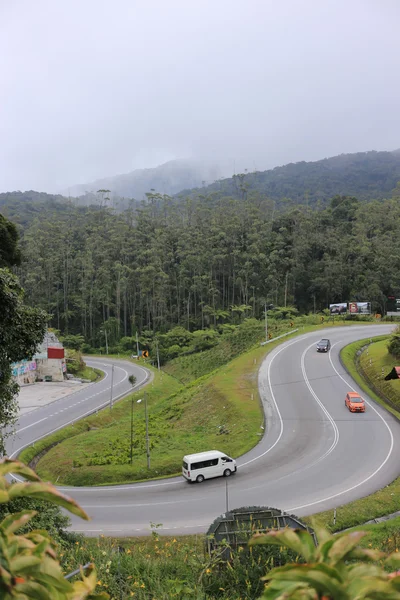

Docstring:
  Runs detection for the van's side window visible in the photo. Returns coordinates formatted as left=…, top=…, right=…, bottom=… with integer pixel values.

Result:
left=222, top=457, right=232, bottom=462
left=191, top=458, right=219, bottom=470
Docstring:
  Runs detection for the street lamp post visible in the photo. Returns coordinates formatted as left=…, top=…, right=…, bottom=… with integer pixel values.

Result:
left=264, top=302, right=268, bottom=342
left=144, top=391, right=150, bottom=469
left=156, top=340, right=160, bottom=372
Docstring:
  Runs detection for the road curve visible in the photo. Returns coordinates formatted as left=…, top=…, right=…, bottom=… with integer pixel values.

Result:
left=8, top=325, right=400, bottom=536
left=8, top=357, right=151, bottom=461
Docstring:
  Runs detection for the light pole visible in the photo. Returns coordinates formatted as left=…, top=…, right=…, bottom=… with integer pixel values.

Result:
left=264, top=302, right=268, bottom=342
left=130, top=398, right=142, bottom=464
left=156, top=340, right=160, bottom=371
left=144, top=391, right=150, bottom=469
left=109, top=364, right=115, bottom=410
left=136, top=331, right=140, bottom=357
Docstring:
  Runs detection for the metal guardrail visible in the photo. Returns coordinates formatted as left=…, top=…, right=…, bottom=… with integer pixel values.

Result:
left=64, top=562, right=91, bottom=580
left=260, top=328, right=299, bottom=346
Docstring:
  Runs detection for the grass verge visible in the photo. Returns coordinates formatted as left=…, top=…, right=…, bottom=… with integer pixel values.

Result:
left=304, top=332, right=400, bottom=532
left=75, top=366, right=103, bottom=382
left=21, top=327, right=310, bottom=486
left=20, top=320, right=389, bottom=488
left=21, top=343, right=271, bottom=486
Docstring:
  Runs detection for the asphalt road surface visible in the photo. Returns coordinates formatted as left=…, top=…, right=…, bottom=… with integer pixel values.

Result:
left=8, top=325, right=400, bottom=536
left=8, top=357, right=150, bottom=462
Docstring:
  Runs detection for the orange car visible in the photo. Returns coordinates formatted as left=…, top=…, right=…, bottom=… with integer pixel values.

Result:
left=345, top=392, right=365, bottom=413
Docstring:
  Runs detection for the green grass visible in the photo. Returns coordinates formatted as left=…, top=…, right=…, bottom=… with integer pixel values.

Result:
left=25, top=345, right=270, bottom=486
left=340, top=336, right=400, bottom=420
left=304, top=334, right=400, bottom=532
left=21, top=319, right=387, bottom=487
left=75, top=366, right=103, bottom=382
left=358, top=337, right=400, bottom=411
left=62, top=520, right=400, bottom=599
left=163, top=314, right=380, bottom=384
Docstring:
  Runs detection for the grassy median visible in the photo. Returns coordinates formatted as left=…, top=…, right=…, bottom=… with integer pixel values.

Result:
left=20, top=319, right=390, bottom=488
left=21, top=344, right=274, bottom=486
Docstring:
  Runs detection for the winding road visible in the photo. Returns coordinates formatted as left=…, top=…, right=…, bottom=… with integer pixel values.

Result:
left=7, top=325, right=400, bottom=536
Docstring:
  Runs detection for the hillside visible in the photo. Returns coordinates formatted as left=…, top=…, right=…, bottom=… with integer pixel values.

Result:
left=178, top=150, right=400, bottom=206
left=64, top=159, right=224, bottom=203
left=0, top=191, right=72, bottom=227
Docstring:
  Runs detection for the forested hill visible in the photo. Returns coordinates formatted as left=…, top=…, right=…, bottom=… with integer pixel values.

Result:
left=178, top=150, right=400, bottom=206
left=2, top=151, right=400, bottom=223
left=63, top=159, right=224, bottom=203
left=9, top=192, right=400, bottom=347
left=0, top=191, right=71, bottom=227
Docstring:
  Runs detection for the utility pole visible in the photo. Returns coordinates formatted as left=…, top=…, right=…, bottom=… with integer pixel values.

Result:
left=109, top=364, right=114, bottom=410
left=284, top=272, right=288, bottom=308
left=130, top=398, right=142, bottom=465
left=130, top=398, right=134, bottom=464
left=144, top=391, right=150, bottom=469
left=136, top=331, right=139, bottom=357
left=156, top=340, right=160, bottom=371
left=104, top=327, right=109, bottom=355
left=264, top=302, right=268, bottom=342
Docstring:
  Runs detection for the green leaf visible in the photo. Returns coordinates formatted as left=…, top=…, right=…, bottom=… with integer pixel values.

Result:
left=10, top=554, right=42, bottom=572
left=7, top=483, right=89, bottom=520
left=0, top=490, right=10, bottom=503
left=251, top=528, right=316, bottom=562
left=385, top=553, right=400, bottom=569
left=323, top=530, right=366, bottom=564
left=0, top=458, right=40, bottom=482
left=0, top=510, right=37, bottom=534
left=14, top=580, right=56, bottom=600
left=268, top=563, right=345, bottom=599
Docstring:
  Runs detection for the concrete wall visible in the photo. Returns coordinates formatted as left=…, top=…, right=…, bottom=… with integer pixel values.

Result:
left=36, top=358, right=65, bottom=382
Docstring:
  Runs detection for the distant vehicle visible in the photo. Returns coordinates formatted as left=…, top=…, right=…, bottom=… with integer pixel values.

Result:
left=316, top=339, right=331, bottom=352
left=182, top=450, right=237, bottom=483
left=345, top=392, right=365, bottom=413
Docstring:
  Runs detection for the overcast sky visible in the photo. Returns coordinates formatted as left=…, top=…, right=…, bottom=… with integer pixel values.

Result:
left=1, top=0, right=399, bottom=193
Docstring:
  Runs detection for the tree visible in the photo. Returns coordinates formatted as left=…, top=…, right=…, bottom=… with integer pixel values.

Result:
left=0, top=458, right=107, bottom=599
left=0, top=213, right=21, bottom=267
left=250, top=525, right=400, bottom=599
left=0, top=267, right=47, bottom=455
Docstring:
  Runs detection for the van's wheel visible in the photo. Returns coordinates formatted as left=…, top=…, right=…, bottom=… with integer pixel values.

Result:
left=196, top=475, right=204, bottom=483
left=223, top=469, right=232, bottom=477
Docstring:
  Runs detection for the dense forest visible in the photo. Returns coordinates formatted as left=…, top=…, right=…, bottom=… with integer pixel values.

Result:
left=7, top=183, right=400, bottom=349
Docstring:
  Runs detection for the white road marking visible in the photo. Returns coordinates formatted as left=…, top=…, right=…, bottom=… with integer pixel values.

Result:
left=286, top=341, right=395, bottom=512
left=299, top=341, right=340, bottom=466
left=15, top=417, right=48, bottom=433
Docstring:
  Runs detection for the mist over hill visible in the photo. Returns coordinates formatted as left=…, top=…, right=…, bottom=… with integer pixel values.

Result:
left=178, top=150, right=400, bottom=206
left=2, top=150, right=400, bottom=225
left=63, top=159, right=226, bottom=203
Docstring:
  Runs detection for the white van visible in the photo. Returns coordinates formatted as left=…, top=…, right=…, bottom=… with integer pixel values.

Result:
left=182, top=450, right=237, bottom=483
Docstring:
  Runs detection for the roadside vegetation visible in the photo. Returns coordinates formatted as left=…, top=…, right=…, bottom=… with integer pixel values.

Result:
left=306, top=328, right=400, bottom=532
left=21, top=314, right=381, bottom=486
left=65, top=348, right=103, bottom=382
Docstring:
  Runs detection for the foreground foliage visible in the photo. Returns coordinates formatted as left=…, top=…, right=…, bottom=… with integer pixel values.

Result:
left=251, top=526, right=400, bottom=599
left=0, top=213, right=47, bottom=454
left=0, top=458, right=107, bottom=599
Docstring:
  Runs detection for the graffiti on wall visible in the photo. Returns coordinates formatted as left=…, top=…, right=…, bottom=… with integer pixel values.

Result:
left=11, top=360, right=37, bottom=377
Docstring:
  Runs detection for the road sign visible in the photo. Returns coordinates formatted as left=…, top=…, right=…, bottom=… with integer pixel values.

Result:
left=142, top=350, right=149, bottom=358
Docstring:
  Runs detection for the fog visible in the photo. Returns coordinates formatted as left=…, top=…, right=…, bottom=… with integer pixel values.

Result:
left=1, top=0, right=399, bottom=193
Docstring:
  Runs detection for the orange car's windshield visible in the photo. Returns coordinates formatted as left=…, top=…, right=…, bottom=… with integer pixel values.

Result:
left=350, top=398, right=363, bottom=403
